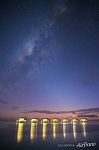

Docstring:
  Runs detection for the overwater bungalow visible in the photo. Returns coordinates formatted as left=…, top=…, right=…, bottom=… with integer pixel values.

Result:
left=61, top=119, right=68, bottom=124
left=71, top=118, right=78, bottom=124
left=51, top=118, right=59, bottom=124
left=41, top=118, right=50, bottom=123
left=16, top=118, right=27, bottom=123
left=80, top=118, right=87, bottom=124
left=31, top=118, right=39, bottom=123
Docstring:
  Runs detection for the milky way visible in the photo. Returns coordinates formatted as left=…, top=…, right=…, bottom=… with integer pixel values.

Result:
left=0, top=0, right=69, bottom=93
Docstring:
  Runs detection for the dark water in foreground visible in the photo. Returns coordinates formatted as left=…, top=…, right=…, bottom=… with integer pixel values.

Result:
left=0, top=121, right=99, bottom=150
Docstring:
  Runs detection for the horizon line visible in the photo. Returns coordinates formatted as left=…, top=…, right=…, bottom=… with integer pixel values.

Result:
left=22, top=107, right=99, bottom=114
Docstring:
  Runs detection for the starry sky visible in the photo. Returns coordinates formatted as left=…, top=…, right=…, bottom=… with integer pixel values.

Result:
left=0, top=0, right=99, bottom=119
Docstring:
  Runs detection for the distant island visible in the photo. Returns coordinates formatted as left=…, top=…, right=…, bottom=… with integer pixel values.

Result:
left=21, top=107, right=99, bottom=121
left=0, top=107, right=99, bottom=121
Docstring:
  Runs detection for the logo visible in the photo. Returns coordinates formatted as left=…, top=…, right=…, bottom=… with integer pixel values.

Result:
left=76, top=142, right=96, bottom=148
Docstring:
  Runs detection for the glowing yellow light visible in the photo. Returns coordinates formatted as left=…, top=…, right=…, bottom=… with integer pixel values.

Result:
left=41, top=118, right=49, bottom=123
left=51, top=119, right=59, bottom=124
left=17, top=123, right=24, bottom=143
left=82, top=122, right=87, bottom=138
left=30, top=123, right=37, bottom=142
left=63, top=123, right=67, bottom=138
left=19, top=118, right=24, bottom=122
left=72, top=119, right=78, bottom=124
left=42, top=123, right=47, bottom=140
left=16, top=118, right=27, bottom=123
left=31, top=119, right=38, bottom=123
left=62, top=119, right=68, bottom=124
left=73, top=123, right=77, bottom=140
left=80, top=119, right=87, bottom=124
left=52, top=123, right=58, bottom=139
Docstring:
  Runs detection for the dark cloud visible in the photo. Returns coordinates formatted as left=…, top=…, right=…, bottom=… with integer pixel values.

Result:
left=11, top=106, right=20, bottom=110
left=76, top=107, right=99, bottom=113
left=0, top=99, right=8, bottom=104
left=78, top=114, right=97, bottom=118
left=22, top=110, right=70, bottom=114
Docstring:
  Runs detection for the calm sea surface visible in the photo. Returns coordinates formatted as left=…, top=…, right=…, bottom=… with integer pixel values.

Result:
left=0, top=121, right=99, bottom=150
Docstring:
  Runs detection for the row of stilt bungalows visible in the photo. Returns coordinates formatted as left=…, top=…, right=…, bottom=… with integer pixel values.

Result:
left=16, top=118, right=87, bottom=124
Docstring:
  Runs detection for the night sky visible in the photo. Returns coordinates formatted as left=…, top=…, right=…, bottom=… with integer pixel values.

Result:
left=0, top=0, right=99, bottom=119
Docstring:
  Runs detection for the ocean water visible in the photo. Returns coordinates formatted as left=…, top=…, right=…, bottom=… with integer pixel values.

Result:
left=0, top=121, right=99, bottom=150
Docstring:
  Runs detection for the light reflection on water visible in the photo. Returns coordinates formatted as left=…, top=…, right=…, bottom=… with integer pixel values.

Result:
left=82, top=122, right=87, bottom=138
left=63, top=123, right=67, bottom=138
left=17, top=123, right=24, bottom=143
left=30, top=123, right=37, bottom=142
left=42, top=123, right=47, bottom=140
left=16, top=122, right=87, bottom=143
left=52, top=123, right=58, bottom=139
left=0, top=121, right=99, bottom=150
left=73, top=123, right=77, bottom=140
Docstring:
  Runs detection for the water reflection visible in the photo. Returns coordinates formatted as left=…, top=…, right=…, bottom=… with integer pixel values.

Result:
left=42, top=123, right=47, bottom=140
left=63, top=123, right=67, bottom=138
left=52, top=123, right=58, bottom=139
left=16, top=122, right=88, bottom=142
left=73, top=123, right=77, bottom=140
left=82, top=123, right=87, bottom=138
left=17, top=123, right=24, bottom=143
left=30, top=123, right=37, bottom=142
